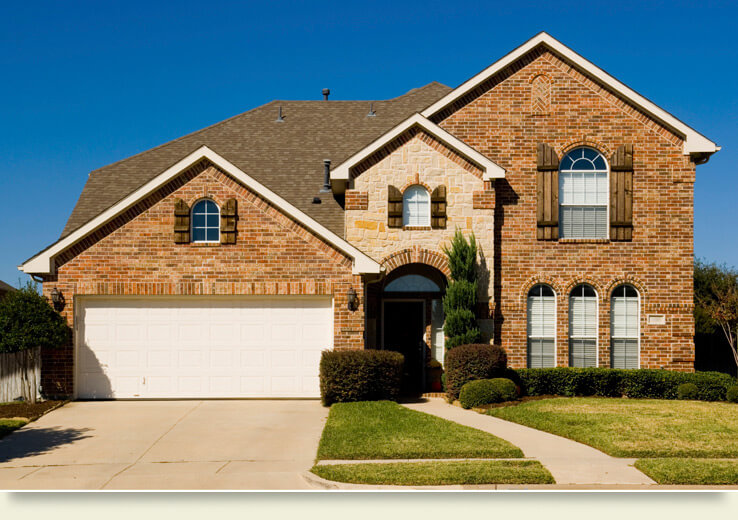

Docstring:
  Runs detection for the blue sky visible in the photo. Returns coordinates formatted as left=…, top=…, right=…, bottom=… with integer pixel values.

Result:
left=1, top=0, right=736, bottom=288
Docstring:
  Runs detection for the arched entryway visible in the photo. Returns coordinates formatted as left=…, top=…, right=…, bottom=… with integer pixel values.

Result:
left=365, top=263, right=447, bottom=395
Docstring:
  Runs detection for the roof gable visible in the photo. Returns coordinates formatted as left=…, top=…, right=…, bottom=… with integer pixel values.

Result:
left=421, top=32, right=719, bottom=159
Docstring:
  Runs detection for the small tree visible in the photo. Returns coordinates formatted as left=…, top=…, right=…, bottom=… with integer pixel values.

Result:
left=695, top=259, right=738, bottom=371
left=0, top=282, right=71, bottom=402
left=442, top=230, right=481, bottom=349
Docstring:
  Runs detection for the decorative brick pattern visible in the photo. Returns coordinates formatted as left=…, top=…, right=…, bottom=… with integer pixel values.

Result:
left=41, top=162, right=364, bottom=397
left=436, top=50, right=696, bottom=371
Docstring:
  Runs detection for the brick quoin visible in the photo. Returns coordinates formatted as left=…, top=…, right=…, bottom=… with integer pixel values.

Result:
left=41, top=162, right=364, bottom=396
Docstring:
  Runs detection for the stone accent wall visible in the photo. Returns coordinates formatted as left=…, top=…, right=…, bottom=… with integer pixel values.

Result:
left=346, top=132, right=494, bottom=305
left=41, top=162, right=363, bottom=397
left=436, top=50, right=696, bottom=371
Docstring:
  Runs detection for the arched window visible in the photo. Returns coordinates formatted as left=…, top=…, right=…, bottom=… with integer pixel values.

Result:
left=403, top=185, right=430, bottom=227
left=191, top=199, right=220, bottom=243
left=559, top=148, right=608, bottom=239
left=384, top=274, right=441, bottom=292
left=611, top=284, right=640, bottom=369
left=569, top=284, right=598, bottom=367
left=527, top=284, right=556, bottom=368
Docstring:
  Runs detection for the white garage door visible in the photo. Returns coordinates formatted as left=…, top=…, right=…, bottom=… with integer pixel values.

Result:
left=76, top=296, right=333, bottom=399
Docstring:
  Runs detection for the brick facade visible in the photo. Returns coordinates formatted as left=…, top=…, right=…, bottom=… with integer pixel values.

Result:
left=41, top=161, right=363, bottom=396
left=434, top=50, right=696, bottom=370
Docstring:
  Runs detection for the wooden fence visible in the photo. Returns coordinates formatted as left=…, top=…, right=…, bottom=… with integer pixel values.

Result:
left=0, top=348, right=41, bottom=403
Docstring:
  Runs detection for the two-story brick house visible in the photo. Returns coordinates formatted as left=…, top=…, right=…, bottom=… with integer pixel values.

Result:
left=20, top=33, right=719, bottom=399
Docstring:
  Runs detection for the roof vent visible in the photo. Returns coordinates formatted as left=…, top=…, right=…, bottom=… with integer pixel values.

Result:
left=312, top=196, right=322, bottom=204
left=322, top=88, right=330, bottom=101
left=367, top=102, right=376, bottom=117
left=275, top=105, right=284, bottom=122
left=321, top=159, right=331, bottom=192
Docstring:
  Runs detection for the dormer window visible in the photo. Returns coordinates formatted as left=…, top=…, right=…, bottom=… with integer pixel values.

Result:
left=403, top=185, right=430, bottom=227
left=191, top=199, right=220, bottom=243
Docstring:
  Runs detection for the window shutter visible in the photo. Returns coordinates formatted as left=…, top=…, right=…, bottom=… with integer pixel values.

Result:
left=173, top=199, right=190, bottom=243
left=536, top=143, right=559, bottom=240
left=430, top=185, right=447, bottom=229
left=387, top=185, right=403, bottom=228
left=220, top=198, right=237, bottom=244
left=610, top=144, right=634, bottom=241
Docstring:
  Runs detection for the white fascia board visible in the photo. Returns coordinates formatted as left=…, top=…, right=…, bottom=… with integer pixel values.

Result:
left=331, top=113, right=505, bottom=181
left=421, top=32, right=719, bottom=156
left=20, top=146, right=381, bottom=276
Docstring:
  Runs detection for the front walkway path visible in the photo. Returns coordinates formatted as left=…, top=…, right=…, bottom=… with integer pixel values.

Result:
left=403, top=399, right=655, bottom=485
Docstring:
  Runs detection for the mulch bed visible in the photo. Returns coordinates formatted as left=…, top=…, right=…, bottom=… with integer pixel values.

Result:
left=0, top=400, right=65, bottom=421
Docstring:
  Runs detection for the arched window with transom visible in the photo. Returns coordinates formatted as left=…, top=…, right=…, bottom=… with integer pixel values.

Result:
left=559, top=148, right=608, bottom=239
left=611, top=284, right=640, bottom=369
left=403, top=185, right=430, bottom=227
left=527, top=284, right=556, bottom=368
left=191, top=199, right=220, bottom=243
left=569, top=284, right=598, bottom=367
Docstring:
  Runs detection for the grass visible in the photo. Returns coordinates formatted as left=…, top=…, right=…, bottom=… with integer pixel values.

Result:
left=488, top=397, right=738, bottom=458
left=316, top=401, right=523, bottom=460
left=635, top=459, right=738, bottom=485
left=0, top=419, right=28, bottom=440
left=311, top=460, right=554, bottom=486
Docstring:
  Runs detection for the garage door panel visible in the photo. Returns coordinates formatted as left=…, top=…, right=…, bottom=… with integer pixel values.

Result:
left=76, top=297, right=332, bottom=399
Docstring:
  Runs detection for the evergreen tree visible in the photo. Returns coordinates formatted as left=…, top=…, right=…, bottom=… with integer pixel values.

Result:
left=442, top=230, right=481, bottom=349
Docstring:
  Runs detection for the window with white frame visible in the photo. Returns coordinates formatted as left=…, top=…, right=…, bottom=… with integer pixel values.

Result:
left=559, top=148, right=608, bottom=238
left=569, top=284, right=598, bottom=367
left=527, top=284, right=556, bottom=368
left=191, top=199, right=220, bottom=243
left=402, top=185, right=430, bottom=227
left=610, top=284, right=640, bottom=369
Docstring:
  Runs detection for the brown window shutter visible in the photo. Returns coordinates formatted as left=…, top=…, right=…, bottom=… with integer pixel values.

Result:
left=173, top=199, right=190, bottom=243
left=536, top=144, right=559, bottom=240
left=610, top=145, right=634, bottom=241
left=431, top=185, right=447, bottom=229
left=387, top=185, right=403, bottom=228
left=220, top=198, right=237, bottom=244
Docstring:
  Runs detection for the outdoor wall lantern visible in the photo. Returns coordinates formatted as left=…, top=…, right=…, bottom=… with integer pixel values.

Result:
left=50, top=287, right=65, bottom=312
left=347, top=287, right=359, bottom=311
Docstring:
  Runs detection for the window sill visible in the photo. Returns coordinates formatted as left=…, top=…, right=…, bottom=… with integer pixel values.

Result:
left=191, top=242, right=221, bottom=247
left=558, top=238, right=610, bottom=244
left=403, top=226, right=432, bottom=231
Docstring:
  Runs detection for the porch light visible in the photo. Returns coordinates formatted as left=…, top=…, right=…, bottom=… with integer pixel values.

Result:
left=347, top=287, right=359, bottom=311
left=50, top=287, right=64, bottom=312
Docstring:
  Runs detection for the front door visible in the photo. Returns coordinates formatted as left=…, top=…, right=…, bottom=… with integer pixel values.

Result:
left=383, top=300, right=425, bottom=395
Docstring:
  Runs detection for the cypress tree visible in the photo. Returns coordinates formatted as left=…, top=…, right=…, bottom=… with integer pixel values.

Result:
left=442, top=230, right=481, bottom=349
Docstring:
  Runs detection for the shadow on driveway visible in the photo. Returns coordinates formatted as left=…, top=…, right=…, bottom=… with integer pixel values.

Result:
left=0, top=427, right=92, bottom=463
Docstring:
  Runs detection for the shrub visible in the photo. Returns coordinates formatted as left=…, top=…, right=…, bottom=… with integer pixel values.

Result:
left=677, top=383, right=699, bottom=400
left=727, top=386, right=738, bottom=403
left=445, top=344, right=507, bottom=401
left=459, top=378, right=518, bottom=409
left=319, top=350, right=404, bottom=406
left=442, top=230, right=481, bottom=349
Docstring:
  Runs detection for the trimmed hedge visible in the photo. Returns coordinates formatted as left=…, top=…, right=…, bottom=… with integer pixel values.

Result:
left=459, top=378, right=518, bottom=409
left=319, top=350, right=404, bottom=406
left=727, top=386, right=738, bottom=403
left=677, top=383, right=699, bottom=400
left=445, top=344, right=508, bottom=401
left=515, top=367, right=736, bottom=401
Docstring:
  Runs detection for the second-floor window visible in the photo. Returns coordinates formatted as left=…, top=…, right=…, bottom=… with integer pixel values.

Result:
left=403, top=185, right=430, bottom=227
left=559, top=147, right=608, bottom=239
left=191, top=199, right=220, bottom=243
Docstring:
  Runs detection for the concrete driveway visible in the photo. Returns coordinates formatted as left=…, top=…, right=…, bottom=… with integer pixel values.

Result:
left=0, top=400, right=327, bottom=490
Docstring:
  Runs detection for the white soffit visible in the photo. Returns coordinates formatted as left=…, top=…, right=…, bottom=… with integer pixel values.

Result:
left=20, top=146, right=381, bottom=275
left=421, top=32, right=719, bottom=156
left=331, top=113, right=506, bottom=182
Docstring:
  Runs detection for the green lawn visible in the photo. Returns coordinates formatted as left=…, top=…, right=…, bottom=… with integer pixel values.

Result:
left=0, top=419, right=28, bottom=440
left=635, top=459, right=738, bottom=485
left=317, top=401, right=523, bottom=460
left=488, top=397, right=738, bottom=458
left=312, top=460, right=554, bottom=486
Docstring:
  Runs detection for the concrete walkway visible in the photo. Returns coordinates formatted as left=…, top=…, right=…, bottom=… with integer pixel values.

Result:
left=0, top=400, right=327, bottom=490
left=403, top=399, right=655, bottom=485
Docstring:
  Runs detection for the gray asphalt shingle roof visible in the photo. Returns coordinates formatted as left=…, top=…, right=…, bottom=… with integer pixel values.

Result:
left=60, top=82, right=452, bottom=239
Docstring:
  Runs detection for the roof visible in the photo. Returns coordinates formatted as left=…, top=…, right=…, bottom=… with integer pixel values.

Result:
left=21, top=147, right=382, bottom=275
left=421, top=32, right=719, bottom=158
left=61, top=82, right=452, bottom=240
left=0, top=280, right=15, bottom=293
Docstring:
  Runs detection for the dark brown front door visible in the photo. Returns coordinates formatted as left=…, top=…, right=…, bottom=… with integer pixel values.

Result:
left=383, top=300, right=425, bottom=395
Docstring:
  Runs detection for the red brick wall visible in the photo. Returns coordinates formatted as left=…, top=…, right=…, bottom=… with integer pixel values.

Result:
left=41, top=161, right=363, bottom=397
left=436, top=50, right=696, bottom=371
